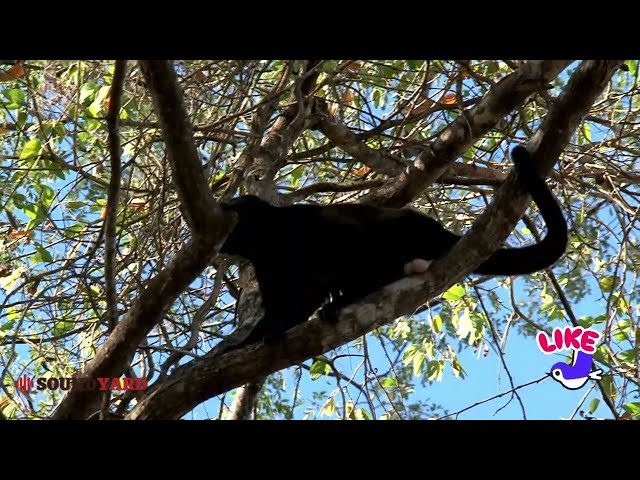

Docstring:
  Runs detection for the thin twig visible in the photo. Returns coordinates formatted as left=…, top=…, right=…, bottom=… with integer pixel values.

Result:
left=437, top=376, right=548, bottom=420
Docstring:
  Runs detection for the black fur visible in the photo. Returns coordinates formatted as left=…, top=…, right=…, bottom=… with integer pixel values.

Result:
left=220, top=146, right=568, bottom=347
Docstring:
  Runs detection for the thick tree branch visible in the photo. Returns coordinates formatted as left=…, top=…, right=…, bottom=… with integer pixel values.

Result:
left=138, top=60, right=225, bottom=236
left=51, top=61, right=234, bottom=420
left=224, top=379, right=266, bottom=420
left=105, top=60, right=127, bottom=333
left=365, top=60, right=573, bottom=207
left=125, top=60, right=619, bottom=420
left=314, top=103, right=404, bottom=176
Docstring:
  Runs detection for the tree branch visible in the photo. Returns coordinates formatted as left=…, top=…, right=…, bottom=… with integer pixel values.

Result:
left=51, top=61, right=234, bottom=420
left=125, top=60, right=620, bottom=420
left=138, top=60, right=225, bottom=236
left=365, top=60, right=573, bottom=207
left=105, top=60, right=127, bottom=333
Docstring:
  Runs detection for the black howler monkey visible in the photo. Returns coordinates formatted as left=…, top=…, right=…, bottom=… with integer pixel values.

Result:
left=219, top=146, right=568, bottom=348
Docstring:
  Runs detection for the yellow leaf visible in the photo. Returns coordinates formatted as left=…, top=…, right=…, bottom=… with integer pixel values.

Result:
left=320, top=397, right=335, bottom=417
left=0, top=267, right=26, bottom=292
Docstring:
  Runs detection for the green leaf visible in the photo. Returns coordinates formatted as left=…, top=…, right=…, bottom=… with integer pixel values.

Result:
left=443, top=284, right=465, bottom=301
left=19, top=138, right=43, bottom=160
left=53, top=320, right=74, bottom=336
left=433, top=314, right=443, bottom=333
left=309, top=359, right=330, bottom=380
left=413, top=351, right=426, bottom=376
left=35, top=184, right=55, bottom=208
left=80, top=82, right=99, bottom=103
left=355, top=408, right=371, bottom=420
left=6, top=306, right=19, bottom=323
left=4, top=88, right=26, bottom=109
left=26, top=217, right=44, bottom=232
left=381, top=377, right=397, bottom=388
left=600, top=375, right=617, bottom=401
left=64, top=223, right=85, bottom=238
left=456, top=309, right=473, bottom=341
left=23, top=203, right=37, bottom=219
left=616, top=348, right=637, bottom=363
left=66, top=201, right=85, bottom=210
left=372, top=88, right=384, bottom=109
left=622, top=402, right=640, bottom=417
left=427, top=360, right=443, bottom=381
left=582, top=122, right=592, bottom=142
left=406, top=60, right=423, bottom=70
left=88, top=85, right=111, bottom=117
left=599, top=275, right=617, bottom=293
left=33, top=245, right=53, bottom=263
left=402, top=344, right=419, bottom=366
left=291, top=167, right=303, bottom=187
left=345, top=400, right=355, bottom=419
left=588, top=398, right=600, bottom=415
left=451, top=356, right=466, bottom=379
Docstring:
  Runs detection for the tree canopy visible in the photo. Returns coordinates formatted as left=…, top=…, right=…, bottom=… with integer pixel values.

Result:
left=0, top=60, right=638, bottom=420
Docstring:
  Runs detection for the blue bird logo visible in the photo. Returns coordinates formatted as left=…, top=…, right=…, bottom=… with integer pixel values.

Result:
left=549, top=350, right=603, bottom=390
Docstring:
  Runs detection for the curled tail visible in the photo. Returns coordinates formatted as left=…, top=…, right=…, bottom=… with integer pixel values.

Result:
left=473, top=145, right=568, bottom=275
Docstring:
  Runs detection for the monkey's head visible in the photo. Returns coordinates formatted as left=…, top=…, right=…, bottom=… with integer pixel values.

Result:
left=219, top=195, right=271, bottom=260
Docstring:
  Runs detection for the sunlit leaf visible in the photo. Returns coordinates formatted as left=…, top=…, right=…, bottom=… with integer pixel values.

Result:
left=443, top=284, right=465, bottom=302
left=320, top=397, right=335, bottom=417
left=19, top=138, right=42, bottom=160
left=381, top=377, right=397, bottom=388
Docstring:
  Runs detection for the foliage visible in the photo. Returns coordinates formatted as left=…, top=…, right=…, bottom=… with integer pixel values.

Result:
left=0, top=60, right=638, bottom=420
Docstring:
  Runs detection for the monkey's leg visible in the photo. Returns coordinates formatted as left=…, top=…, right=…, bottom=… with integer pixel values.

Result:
left=238, top=281, right=328, bottom=347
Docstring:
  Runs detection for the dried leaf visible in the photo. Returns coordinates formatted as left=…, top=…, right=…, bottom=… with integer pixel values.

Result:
left=342, top=89, right=354, bottom=105
left=128, top=199, right=146, bottom=210
left=194, top=70, right=207, bottom=83
left=441, top=93, right=457, bottom=105
left=7, top=230, right=29, bottom=239
left=0, top=62, right=25, bottom=82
